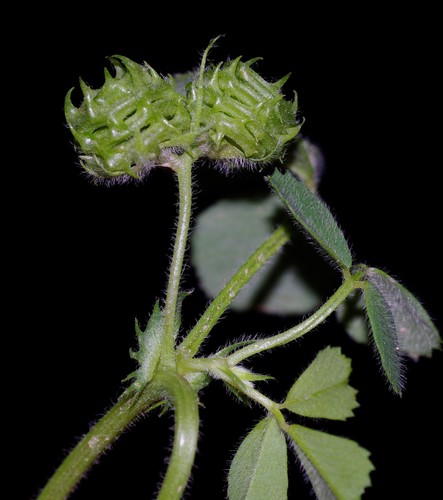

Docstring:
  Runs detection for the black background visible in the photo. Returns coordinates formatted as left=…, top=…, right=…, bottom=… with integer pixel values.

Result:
left=11, top=4, right=442, bottom=499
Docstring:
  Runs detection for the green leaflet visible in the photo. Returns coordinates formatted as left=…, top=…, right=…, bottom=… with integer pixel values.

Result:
left=287, top=425, right=374, bottom=500
left=191, top=196, right=321, bottom=315
left=365, top=268, right=440, bottom=359
left=268, top=169, right=353, bottom=270
left=228, top=417, right=288, bottom=500
left=282, top=347, right=359, bottom=420
left=364, top=280, right=404, bottom=394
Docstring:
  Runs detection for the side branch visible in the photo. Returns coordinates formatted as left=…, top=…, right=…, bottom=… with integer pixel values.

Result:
left=178, top=224, right=291, bottom=358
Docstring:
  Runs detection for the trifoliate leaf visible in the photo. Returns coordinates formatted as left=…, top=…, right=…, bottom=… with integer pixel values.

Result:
left=287, top=425, right=374, bottom=500
left=365, top=268, right=440, bottom=359
left=282, top=346, right=359, bottom=420
left=268, top=170, right=352, bottom=270
left=364, top=279, right=404, bottom=394
left=336, top=292, right=369, bottom=345
left=191, top=196, right=321, bottom=315
left=228, top=417, right=288, bottom=500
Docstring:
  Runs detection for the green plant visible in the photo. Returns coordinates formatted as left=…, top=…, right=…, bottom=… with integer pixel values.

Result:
left=38, top=38, right=440, bottom=499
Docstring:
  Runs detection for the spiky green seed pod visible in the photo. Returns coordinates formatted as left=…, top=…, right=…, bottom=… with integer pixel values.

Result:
left=191, top=56, right=302, bottom=166
left=65, top=42, right=303, bottom=181
left=65, top=56, right=191, bottom=180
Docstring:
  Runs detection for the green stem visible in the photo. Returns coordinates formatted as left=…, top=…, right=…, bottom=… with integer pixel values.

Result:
left=218, top=369, right=277, bottom=412
left=179, top=224, right=291, bottom=358
left=37, top=390, right=161, bottom=500
left=162, top=154, right=194, bottom=365
left=181, top=356, right=287, bottom=430
left=227, top=276, right=358, bottom=365
left=156, top=371, right=199, bottom=500
left=183, top=356, right=278, bottom=410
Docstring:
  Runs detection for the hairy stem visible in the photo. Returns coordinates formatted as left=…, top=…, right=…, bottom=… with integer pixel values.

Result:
left=179, top=224, right=291, bottom=358
left=214, top=365, right=278, bottom=411
left=181, top=356, right=290, bottom=431
left=156, top=371, right=199, bottom=500
left=162, top=154, right=194, bottom=365
left=37, top=389, right=161, bottom=500
left=227, top=276, right=358, bottom=365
